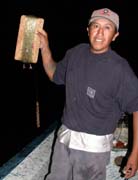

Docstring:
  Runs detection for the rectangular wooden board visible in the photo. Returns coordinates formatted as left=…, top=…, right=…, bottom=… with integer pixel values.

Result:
left=14, top=15, right=44, bottom=63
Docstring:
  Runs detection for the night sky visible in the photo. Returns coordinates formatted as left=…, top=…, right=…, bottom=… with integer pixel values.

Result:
left=0, top=0, right=134, bottom=60
left=0, top=0, right=136, bottom=64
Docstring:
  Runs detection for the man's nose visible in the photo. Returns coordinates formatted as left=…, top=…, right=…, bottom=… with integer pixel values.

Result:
left=97, top=27, right=104, bottom=35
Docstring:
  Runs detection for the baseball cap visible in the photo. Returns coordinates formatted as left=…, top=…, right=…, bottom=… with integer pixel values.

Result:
left=88, top=8, right=119, bottom=31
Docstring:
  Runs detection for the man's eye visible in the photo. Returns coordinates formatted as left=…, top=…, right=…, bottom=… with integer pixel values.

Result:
left=105, top=26, right=111, bottom=30
left=93, top=24, right=99, bottom=28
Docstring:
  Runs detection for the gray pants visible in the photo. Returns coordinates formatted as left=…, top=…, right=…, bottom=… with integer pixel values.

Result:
left=45, top=138, right=110, bottom=180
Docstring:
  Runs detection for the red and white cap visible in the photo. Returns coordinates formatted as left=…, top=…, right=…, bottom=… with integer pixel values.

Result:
left=88, top=8, right=119, bottom=31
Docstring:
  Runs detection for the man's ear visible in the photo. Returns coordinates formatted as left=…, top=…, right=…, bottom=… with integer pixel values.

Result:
left=112, top=32, right=119, bottom=41
left=87, top=27, right=89, bottom=36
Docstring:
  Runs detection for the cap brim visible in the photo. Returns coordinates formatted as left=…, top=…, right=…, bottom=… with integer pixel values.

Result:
left=88, top=16, right=117, bottom=30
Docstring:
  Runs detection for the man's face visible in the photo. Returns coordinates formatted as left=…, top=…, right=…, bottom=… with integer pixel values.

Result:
left=87, top=18, right=119, bottom=54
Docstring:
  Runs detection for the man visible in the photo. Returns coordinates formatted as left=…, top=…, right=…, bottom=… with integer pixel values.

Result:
left=38, top=8, right=138, bottom=180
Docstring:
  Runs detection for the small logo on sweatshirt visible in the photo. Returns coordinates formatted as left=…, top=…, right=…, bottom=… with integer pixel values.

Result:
left=87, top=86, right=96, bottom=98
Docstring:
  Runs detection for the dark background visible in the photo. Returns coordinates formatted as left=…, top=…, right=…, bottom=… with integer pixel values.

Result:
left=0, top=0, right=137, bottom=165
